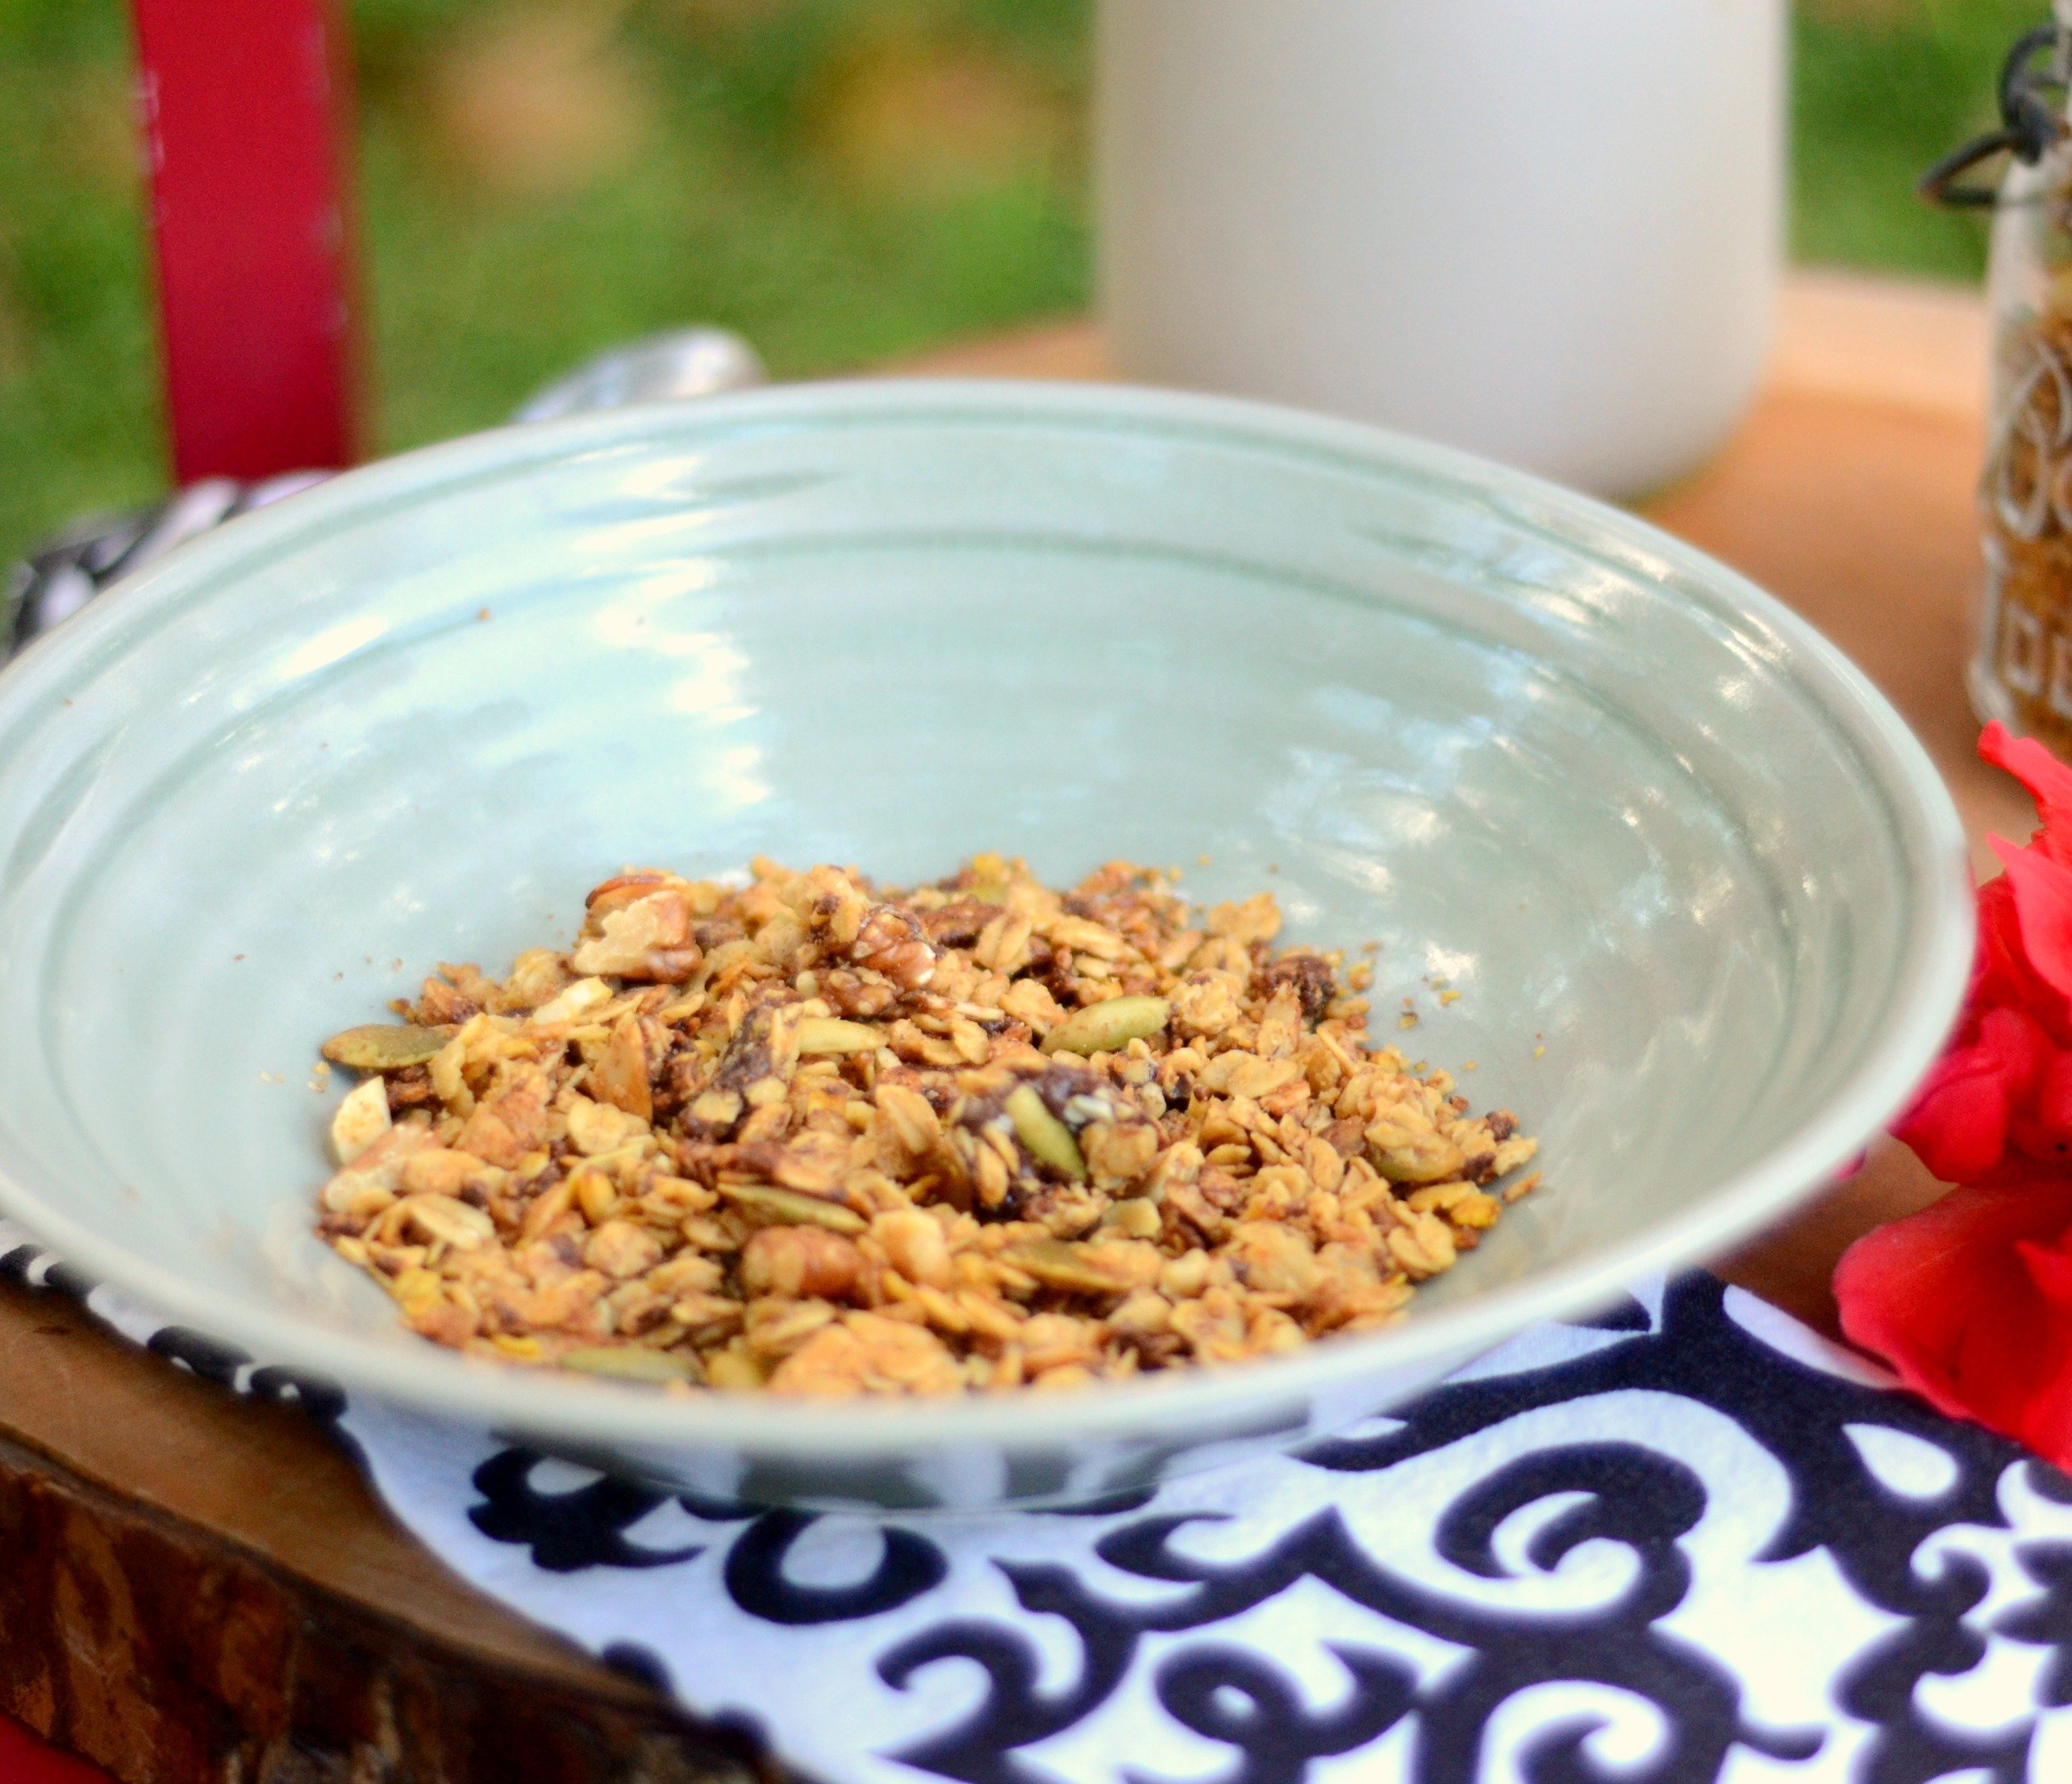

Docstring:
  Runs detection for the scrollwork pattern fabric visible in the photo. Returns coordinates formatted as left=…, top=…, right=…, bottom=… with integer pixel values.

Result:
left=4, top=1217, right=2070, bottom=1783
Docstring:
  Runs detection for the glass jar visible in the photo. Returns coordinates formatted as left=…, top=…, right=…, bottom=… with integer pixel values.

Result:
left=1966, top=12, right=2072, bottom=749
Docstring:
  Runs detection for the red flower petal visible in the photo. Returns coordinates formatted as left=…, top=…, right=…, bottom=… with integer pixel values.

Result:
left=1836, top=1173, right=2072, bottom=1465
left=2020, top=1235, right=2072, bottom=1306
left=1892, top=1006, right=2052, bottom=1182
left=1990, top=836, right=2072, bottom=1004
left=2031, top=1051, right=2072, bottom=1144
left=1845, top=724, right=2072, bottom=1465
left=1976, top=874, right=2021, bottom=1010
left=1893, top=1065, right=2013, bottom=1183
left=1982, top=720, right=2072, bottom=865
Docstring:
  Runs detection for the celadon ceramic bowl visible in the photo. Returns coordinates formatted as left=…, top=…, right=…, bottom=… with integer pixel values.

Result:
left=0, top=381, right=1970, bottom=1508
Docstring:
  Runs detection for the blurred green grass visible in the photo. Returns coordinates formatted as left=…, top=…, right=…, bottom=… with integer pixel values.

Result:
left=0, top=0, right=2053, bottom=566
left=1794, top=0, right=2046, bottom=272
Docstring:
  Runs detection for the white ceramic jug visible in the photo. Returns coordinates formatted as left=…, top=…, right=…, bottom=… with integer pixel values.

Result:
left=1095, top=0, right=1786, bottom=498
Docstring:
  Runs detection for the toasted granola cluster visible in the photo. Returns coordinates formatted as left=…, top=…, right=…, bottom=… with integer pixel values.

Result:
left=315, top=856, right=1538, bottom=1397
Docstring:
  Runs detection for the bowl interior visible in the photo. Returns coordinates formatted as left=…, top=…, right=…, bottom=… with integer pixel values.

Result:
left=0, top=382, right=1964, bottom=1436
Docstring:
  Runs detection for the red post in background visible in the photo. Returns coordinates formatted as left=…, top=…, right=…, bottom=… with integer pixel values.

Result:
left=130, top=0, right=363, bottom=483
left=0, top=1707, right=115, bottom=1783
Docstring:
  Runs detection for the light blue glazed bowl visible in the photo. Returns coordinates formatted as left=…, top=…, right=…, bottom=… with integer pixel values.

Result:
left=0, top=381, right=1969, bottom=1507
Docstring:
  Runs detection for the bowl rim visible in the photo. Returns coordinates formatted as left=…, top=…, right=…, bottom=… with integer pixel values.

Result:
left=0, top=375, right=1973, bottom=1457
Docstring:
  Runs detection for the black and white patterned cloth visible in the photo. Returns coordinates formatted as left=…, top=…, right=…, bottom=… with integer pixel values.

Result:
left=3, top=474, right=331, bottom=657
left=2, top=1219, right=2069, bottom=1782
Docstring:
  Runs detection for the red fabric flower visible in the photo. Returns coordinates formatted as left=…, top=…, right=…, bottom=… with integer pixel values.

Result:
left=1884, top=723, right=2072, bottom=1182
left=1837, top=722, right=2072, bottom=1468
left=1836, top=1171, right=2072, bottom=1461
left=1891, top=1005, right=2053, bottom=1182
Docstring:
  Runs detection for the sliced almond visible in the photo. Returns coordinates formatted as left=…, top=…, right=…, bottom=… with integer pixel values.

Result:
left=588, top=1015, right=654, bottom=1121
left=532, top=975, right=614, bottom=1025
left=319, top=1120, right=436, bottom=1215
left=1044, top=915, right=1130, bottom=961
left=794, top=1016, right=882, bottom=1056
left=398, top=1194, right=495, bottom=1250
left=328, top=1077, right=392, bottom=1165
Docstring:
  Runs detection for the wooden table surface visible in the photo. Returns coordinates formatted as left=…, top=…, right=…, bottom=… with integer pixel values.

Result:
left=0, top=274, right=2023, bottom=1784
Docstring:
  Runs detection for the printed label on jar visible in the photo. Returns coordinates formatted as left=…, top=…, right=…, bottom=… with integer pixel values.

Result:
left=1976, top=323, right=2072, bottom=757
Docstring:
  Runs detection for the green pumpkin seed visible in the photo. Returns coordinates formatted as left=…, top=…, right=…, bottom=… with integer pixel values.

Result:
left=717, top=1182, right=867, bottom=1233
left=1365, top=1123, right=1468, bottom=1185
left=1005, top=1085, right=1086, bottom=1182
left=1041, top=996, right=1169, bottom=1058
left=561, top=1346, right=696, bottom=1382
left=321, top=1023, right=453, bottom=1072
left=1001, top=1236, right=1129, bottom=1298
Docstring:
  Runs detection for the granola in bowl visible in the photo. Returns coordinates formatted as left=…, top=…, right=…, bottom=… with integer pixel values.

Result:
left=315, top=857, right=1538, bottom=1398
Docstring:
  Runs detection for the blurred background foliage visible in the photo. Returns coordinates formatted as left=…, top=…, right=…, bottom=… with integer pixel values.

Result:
left=0, top=0, right=2053, bottom=564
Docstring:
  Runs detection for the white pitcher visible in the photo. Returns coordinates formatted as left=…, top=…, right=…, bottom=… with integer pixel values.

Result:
left=1095, top=0, right=1786, bottom=498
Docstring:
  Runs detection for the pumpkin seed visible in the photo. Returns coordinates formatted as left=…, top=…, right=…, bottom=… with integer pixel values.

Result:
left=1005, top=1085, right=1086, bottom=1182
left=1001, top=1236, right=1129, bottom=1298
left=1041, top=995, right=1169, bottom=1057
left=717, top=1182, right=867, bottom=1234
left=561, top=1346, right=695, bottom=1382
left=321, top=1023, right=453, bottom=1072
left=1365, top=1122, right=1468, bottom=1185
